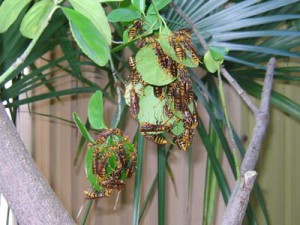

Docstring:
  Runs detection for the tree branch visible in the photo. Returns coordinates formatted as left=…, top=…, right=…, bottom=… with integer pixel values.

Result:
left=168, top=3, right=276, bottom=223
left=222, top=58, right=276, bottom=225
left=240, top=57, right=276, bottom=175
left=0, top=102, right=76, bottom=225
left=220, top=67, right=259, bottom=116
left=222, top=171, right=257, bottom=225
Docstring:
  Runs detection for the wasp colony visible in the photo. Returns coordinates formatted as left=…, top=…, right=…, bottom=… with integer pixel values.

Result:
left=125, top=22, right=201, bottom=151
left=84, top=128, right=137, bottom=199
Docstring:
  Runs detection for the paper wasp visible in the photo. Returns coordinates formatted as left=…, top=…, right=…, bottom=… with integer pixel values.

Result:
left=128, top=20, right=143, bottom=40
left=140, top=122, right=172, bottom=133
left=141, top=132, right=167, bottom=145
left=129, top=89, right=139, bottom=119
left=84, top=188, right=113, bottom=199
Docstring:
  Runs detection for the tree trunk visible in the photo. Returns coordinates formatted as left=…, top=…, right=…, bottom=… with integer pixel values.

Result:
left=0, top=102, right=76, bottom=225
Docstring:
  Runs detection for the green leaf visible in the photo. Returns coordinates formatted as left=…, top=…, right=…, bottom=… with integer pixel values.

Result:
left=69, top=0, right=111, bottom=45
left=62, top=7, right=110, bottom=67
left=0, top=0, right=31, bottom=33
left=85, top=146, right=103, bottom=192
left=135, top=47, right=176, bottom=86
left=147, top=0, right=171, bottom=15
left=144, top=14, right=159, bottom=31
left=106, top=154, right=117, bottom=174
left=132, top=0, right=145, bottom=13
left=98, top=0, right=123, bottom=2
left=136, top=85, right=168, bottom=124
left=157, top=144, right=166, bottom=225
left=210, top=46, right=229, bottom=61
left=156, top=27, right=199, bottom=67
left=107, top=7, right=141, bottom=22
left=20, top=0, right=56, bottom=39
left=73, top=112, right=96, bottom=144
left=203, top=122, right=222, bottom=225
left=88, top=91, right=107, bottom=130
left=204, top=50, right=219, bottom=73
left=132, top=133, right=144, bottom=225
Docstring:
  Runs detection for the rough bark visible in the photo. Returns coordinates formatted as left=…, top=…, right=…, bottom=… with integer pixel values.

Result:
left=0, top=102, right=76, bottom=225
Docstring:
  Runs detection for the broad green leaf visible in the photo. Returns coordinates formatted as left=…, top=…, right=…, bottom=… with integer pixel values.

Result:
left=147, top=0, right=171, bottom=15
left=69, top=0, right=111, bottom=45
left=85, top=146, right=103, bottom=192
left=157, top=27, right=199, bottom=67
left=73, top=112, right=96, bottom=144
left=88, top=91, right=107, bottom=129
left=20, top=0, right=56, bottom=39
left=210, top=46, right=229, bottom=61
left=136, top=46, right=176, bottom=85
left=137, top=85, right=168, bottom=124
left=204, top=50, right=219, bottom=73
left=122, top=28, right=129, bottom=43
left=62, top=7, right=110, bottom=67
left=132, top=0, right=145, bottom=13
left=106, top=154, right=117, bottom=174
left=144, top=14, right=159, bottom=31
left=107, top=7, right=141, bottom=22
left=0, top=0, right=31, bottom=33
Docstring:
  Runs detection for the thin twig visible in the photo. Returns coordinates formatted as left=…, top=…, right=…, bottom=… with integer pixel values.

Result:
left=220, top=67, right=259, bottom=116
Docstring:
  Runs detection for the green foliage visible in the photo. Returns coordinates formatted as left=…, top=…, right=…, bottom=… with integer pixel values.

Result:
left=131, top=0, right=145, bottom=14
left=62, top=7, right=110, bottom=67
left=73, top=112, right=96, bottom=144
left=1, top=0, right=300, bottom=224
left=0, top=0, right=31, bottom=33
left=147, top=0, right=172, bottom=15
left=88, top=91, right=107, bottom=130
left=108, top=7, right=141, bottom=22
left=20, top=0, right=57, bottom=39
left=69, top=0, right=112, bottom=45
left=135, top=47, right=175, bottom=85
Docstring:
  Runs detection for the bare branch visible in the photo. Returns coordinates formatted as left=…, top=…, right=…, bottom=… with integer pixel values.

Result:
left=169, top=4, right=276, bottom=223
left=222, top=58, right=276, bottom=225
left=0, top=102, right=76, bottom=225
left=222, top=171, right=257, bottom=225
left=241, top=57, right=276, bottom=175
left=220, top=67, right=259, bottom=115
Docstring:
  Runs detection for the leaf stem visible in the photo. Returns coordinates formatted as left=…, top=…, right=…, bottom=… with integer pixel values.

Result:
left=109, top=58, right=123, bottom=128
left=150, top=0, right=166, bottom=32
left=217, top=67, right=241, bottom=181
